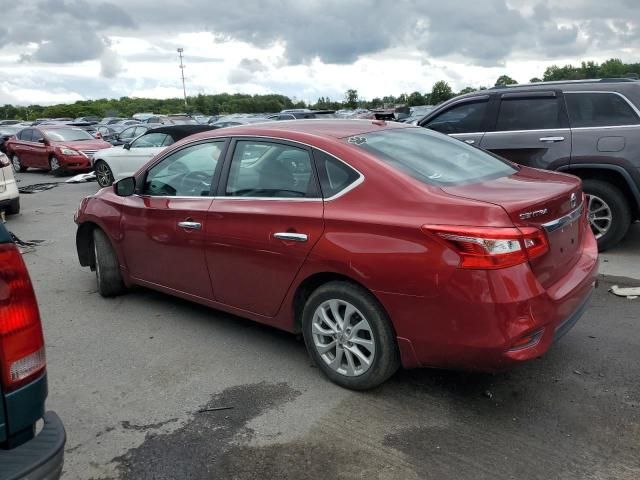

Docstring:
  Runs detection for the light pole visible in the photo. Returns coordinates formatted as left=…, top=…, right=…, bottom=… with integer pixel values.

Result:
left=177, top=48, right=187, bottom=108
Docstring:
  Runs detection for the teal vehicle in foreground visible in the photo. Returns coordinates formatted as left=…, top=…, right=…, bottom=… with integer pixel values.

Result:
left=0, top=223, right=65, bottom=479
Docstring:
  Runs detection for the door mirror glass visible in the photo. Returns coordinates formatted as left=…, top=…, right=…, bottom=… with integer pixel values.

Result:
left=114, top=176, right=136, bottom=196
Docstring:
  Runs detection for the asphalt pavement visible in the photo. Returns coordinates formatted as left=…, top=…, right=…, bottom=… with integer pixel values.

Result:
left=4, top=171, right=640, bottom=480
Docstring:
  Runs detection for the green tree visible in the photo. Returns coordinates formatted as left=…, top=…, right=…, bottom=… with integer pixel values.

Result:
left=344, top=89, right=359, bottom=109
left=529, top=77, right=542, bottom=83
left=495, top=75, right=518, bottom=86
left=430, top=81, right=454, bottom=104
left=407, top=91, right=426, bottom=106
left=458, top=87, right=476, bottom=95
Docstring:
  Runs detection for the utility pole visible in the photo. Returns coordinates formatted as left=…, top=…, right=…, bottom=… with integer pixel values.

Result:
left=177, top=48, right=187, bottom=108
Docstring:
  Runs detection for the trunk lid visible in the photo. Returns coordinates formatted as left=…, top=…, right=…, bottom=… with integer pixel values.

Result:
left=442, top=167, right=585, bottom=288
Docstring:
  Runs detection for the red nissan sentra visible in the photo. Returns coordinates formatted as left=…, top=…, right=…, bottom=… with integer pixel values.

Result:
left=75, top=120, right=598, bottom=390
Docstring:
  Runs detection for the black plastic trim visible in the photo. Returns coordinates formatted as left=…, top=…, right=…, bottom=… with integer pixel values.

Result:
left=557, top=163, right=640, bottom=206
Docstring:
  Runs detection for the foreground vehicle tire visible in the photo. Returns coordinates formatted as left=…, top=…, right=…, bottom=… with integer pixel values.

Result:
left=11, top=154, right=27, bottom=172
left=93, top=228, right=125, bottom=297
left=94, top=160, right=114, bottom=187
left=302, top=281, right=400, bottom=390
left=582, top=179, right=631, bottom=251
left=49, top=156, right=64, bottom=176
left=6, top=198, right=20, bottom=215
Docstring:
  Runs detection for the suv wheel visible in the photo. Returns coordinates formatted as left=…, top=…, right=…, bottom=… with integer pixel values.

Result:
left=93, top=228, right=126, bottom=297
left=302, top=281, right=399, bottom=390
left=583, top=179, right=631, bottom=251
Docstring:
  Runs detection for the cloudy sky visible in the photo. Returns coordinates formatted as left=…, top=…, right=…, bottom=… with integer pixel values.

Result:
left=0, top=0, right=639, bottom=105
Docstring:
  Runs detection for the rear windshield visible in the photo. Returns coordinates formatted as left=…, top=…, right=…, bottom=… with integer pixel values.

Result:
left=347, top=127, right=516, bottom=186
left=44, top=128, right=94, bottom=141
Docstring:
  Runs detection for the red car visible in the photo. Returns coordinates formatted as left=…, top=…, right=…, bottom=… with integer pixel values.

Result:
left=6, top=125, right=111, bottom=175
left=74, top=120, right=598, bottom=390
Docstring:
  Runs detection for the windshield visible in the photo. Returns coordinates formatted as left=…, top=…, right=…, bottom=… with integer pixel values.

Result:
left=348, top=127, right=516, bottom=186
left=44, top=128, right=94, bottom=141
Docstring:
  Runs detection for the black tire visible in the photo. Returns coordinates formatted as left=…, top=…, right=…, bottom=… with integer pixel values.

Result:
left=11, top=154, right=27, bottom=172
left=49, top=156, right=64, bottom=176
left=302, top=281, right=400, bottom=390
left=582, top=179, right=631, bottom=251
left=94, top=160, right=114, bottom=187
left=93, top=228, right=126, bottom=297
left=6, top=197, right=20, bottom=215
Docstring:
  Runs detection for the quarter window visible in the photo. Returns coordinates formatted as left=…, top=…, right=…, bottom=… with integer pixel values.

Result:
left=496, top=97, right=562, bottom=131
left=144, top=141, right=225, bottom=197
left=226, top=141, right=317, bottom=198
left=565, top=92, right=640, bottom=128
left=426, top=101, right=488, bottom=134
left=314, top=150, right=360, bottom=198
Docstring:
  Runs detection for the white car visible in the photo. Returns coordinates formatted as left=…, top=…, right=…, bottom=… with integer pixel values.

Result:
left=0, top=152, right=20, bottom=215
left=91, top=126, right=213, bottom=187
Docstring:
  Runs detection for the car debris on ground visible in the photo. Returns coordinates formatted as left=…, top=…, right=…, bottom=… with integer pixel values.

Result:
left=609, top=285, right=640, bottom=299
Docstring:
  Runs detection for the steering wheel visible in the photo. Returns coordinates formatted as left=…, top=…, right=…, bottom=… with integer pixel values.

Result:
left=179, top=171, right=212, bottom=196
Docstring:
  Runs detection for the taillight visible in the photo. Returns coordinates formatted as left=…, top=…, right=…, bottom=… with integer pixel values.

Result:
left=0, top=153, right=9, bottom=167
left=422, top=225, right=549, bottom=269
left=0, top=243, right=46, bottom=391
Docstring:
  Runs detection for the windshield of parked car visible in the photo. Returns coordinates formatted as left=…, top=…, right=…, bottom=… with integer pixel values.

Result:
left=44, top=128, right=95, bottom=141
left=348, top=127, right=516, bottom=186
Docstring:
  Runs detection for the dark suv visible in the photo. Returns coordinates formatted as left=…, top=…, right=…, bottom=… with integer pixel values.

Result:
left=0, top=223, right=65, bottom=479
left=420, top=78, right=640, bottom=250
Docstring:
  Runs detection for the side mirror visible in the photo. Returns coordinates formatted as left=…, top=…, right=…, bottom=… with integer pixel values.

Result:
left=114, top=176, right=136, bottom=196
left=37, top=138, right=46, bottom=144
left=123, top=142, right=131, bottom=150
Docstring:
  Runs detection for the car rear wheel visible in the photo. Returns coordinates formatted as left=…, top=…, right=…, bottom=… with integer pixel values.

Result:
left=93, top=228, right=125, bottom=297
left=302, top=281, right=399, bottom=390
left=582, top=179, right=631, bottom=251
left=49, top=156, right=63, bottom=176
left=11, top=154, right=26, bottom=172
left=94, top=160, right=114, bottom=187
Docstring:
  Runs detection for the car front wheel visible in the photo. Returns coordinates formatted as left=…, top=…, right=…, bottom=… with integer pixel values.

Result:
left=583, top=179, right=631, bottom=251
left=93, top=228, right=126, bottom=297
left=302, top=281, right=400, bottom=390
left=49, top=156, right=63, bottom=176
left=94, top=160, right=114, bottom=187
left=12, top=154, right=26, bottom=172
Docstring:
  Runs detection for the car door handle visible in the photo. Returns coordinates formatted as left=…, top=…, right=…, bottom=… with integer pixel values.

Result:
left=177, top=221, right=202, bottom=230
left=464, top=139, right=475, bottom=145
left=273, top=232, right=308, bottom=242
left=539, top=136, right=565, bottom=143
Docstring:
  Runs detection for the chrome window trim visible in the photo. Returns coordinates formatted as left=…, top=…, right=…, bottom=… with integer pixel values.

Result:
left=484, top=128, right=571, bottom=135
left=541, top=202, right=584, bottom=233
left=564, top=90, right=640, bottom=119
left=450, top=132, right=484, bottom=137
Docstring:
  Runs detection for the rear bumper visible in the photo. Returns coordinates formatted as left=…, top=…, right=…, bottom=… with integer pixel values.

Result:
left=380, top=230, right=599, bottom=371
left=0, top=412, right=65, bottom=480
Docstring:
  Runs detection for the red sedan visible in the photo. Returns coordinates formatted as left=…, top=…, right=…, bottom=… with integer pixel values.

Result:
left=5, top=125, right=111, bottom=174
left=75, top=120, right=598, bottom=390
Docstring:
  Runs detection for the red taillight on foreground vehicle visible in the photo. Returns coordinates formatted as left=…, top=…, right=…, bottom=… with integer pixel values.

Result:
left=422, top=225, right=549, bottom=269
left=0, top=243, right=46, bottom=391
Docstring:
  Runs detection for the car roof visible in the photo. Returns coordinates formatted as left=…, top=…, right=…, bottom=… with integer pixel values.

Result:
left=191, top=119, right=409, bottom=142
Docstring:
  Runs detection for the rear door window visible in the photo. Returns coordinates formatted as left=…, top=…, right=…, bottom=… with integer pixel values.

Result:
left=425, top=100, right=488, bottom=134
left=348, top=127, right=516, bottom=187
left=565, top=92, right=640, bottom=127
left=496, top=96, right=562, bottom=131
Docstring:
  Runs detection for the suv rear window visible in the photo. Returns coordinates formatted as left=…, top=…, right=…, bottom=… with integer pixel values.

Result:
left=348, top=128, right=516, bottom=187
left=565, top=92, right=640, bottom=128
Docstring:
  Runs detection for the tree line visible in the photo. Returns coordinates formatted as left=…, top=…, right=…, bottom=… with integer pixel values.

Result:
left=1, top=58, right=638, bottom=120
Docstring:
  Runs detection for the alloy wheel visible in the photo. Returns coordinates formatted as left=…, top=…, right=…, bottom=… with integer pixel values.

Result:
left=95, top=162, right=113, bottom=187
left=50, top=156, right=60, bottom=171
left=311, top=299, right=376, bottom=377
left=586, top=194, right=613, bottom=239
left=11, top=155, right=21, bottom=173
